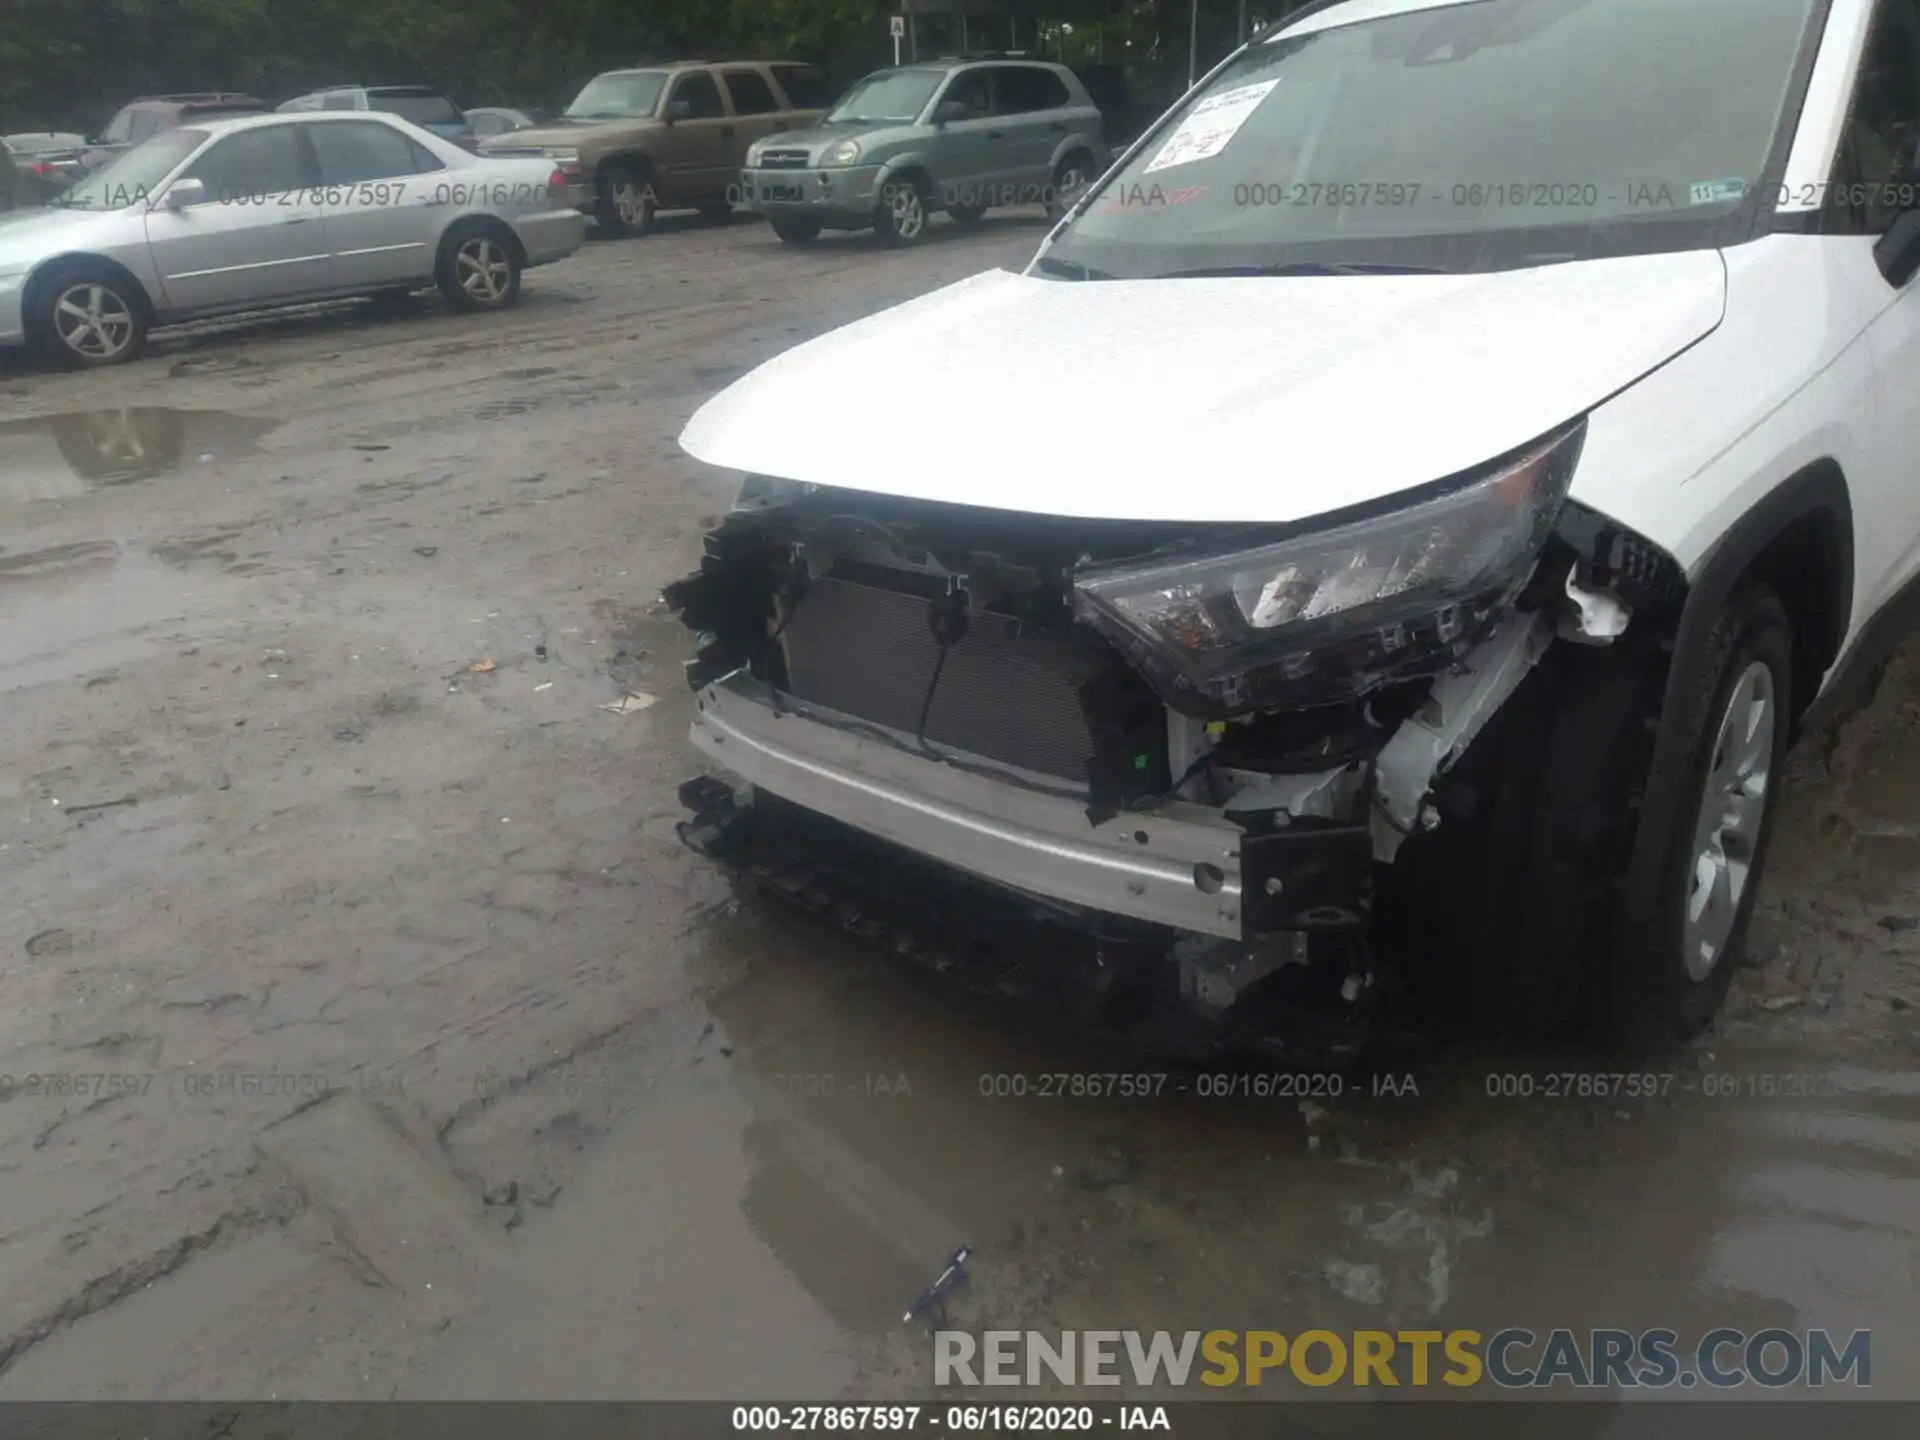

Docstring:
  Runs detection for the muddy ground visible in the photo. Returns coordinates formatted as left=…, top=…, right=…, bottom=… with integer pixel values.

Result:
left=0, top=210, right=1916, bottom=1409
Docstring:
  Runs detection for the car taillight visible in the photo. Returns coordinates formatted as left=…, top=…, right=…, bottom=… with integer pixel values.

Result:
left=29, top=161, right=56, bottom=176
left=548, top=169, right=567, bottom=197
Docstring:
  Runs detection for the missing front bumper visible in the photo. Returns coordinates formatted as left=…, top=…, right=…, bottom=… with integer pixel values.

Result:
left=676, top=774, right=1378, bottom=1069
left=686, top=673, right=1372, bottom=943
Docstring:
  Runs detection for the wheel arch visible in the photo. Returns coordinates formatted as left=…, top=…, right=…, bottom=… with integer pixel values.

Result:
left=1049, top=139, right=1102, bottom=173
left=876, top=157, right=934, bottom=194
left=439, top=212, right=527, bottom=269
left=596, top=151, right=657, bottom=188
left=23, top=253, right=160, bottom=329
left=1620, top=457, right=1852, bottom=925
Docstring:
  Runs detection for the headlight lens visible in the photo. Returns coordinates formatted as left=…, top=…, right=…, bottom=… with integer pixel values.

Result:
left=746, top=140, right=766, bottom=168
left=1072, top=422, right=1585, bottom=716
left=826, top=139, right=862, bottom=166
left=545, top=147, right=580, bottom=165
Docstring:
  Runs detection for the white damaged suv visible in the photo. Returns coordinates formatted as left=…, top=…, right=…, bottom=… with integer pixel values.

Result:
left=667, top=0, right=1920, bottom=1050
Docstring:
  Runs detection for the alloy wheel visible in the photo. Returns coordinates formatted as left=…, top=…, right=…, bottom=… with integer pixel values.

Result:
left=890, top=186, right=925, bottom=240
left=456, top=238, right=512, bottom=304
left=612, top=179, right=651, bottom=228
left=53, top=282, right=135, bottom=361
left=1684, top=660, right=1775, bottom=980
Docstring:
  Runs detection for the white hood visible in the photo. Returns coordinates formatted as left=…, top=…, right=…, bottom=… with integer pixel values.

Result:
left=679, top=253, right=1727, bottom=525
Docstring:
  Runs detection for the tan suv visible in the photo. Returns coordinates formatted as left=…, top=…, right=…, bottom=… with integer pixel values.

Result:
left=484, top=60, right=833, bottom=237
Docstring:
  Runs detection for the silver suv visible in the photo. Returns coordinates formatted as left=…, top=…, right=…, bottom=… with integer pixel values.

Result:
left=739, top=55, right=1108, bottom=245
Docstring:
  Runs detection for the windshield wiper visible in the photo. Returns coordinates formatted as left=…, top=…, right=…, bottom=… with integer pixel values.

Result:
left=1033, top=255, right=1113, bottom=281
left=1148, top=262, right=1451, bottom=279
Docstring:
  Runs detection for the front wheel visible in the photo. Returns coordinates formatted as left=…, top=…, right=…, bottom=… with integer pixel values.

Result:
left=1611, top=585, right=1793, bottom=1042
left=595, top=165, right=655, bottom=237
left=32, top=267, right=148, bottom=368
left=436, top=227, right=522, bottom=312
left=874, top=179, right=928, bottom=246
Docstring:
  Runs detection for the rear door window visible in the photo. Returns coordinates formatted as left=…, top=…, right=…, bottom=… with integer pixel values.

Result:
left=722, top=70, right=781, bottom=116
left=994, top=66, right=1071, bottom=115
left=308, top=119, right=442, bottom=183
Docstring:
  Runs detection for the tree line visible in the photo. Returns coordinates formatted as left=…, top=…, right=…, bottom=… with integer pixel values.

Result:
left=0, top=0, right=1299, bottom=135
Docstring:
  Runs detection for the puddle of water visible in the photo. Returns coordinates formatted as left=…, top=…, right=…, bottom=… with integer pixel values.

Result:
left=0, top=408, right=279, bottom=502
left=0, top=542, right=249, bottom=690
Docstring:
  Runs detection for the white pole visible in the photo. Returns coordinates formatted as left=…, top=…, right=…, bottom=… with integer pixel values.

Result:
left=894, top=34, right=902, bottom=65
left=1188, top=0, right=1199, bottom=87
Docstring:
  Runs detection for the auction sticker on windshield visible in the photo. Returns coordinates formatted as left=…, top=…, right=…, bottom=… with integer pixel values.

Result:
left=1142, top=79, right=1280, bottom=175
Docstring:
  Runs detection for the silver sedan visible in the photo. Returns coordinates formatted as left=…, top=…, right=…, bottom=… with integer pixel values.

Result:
left=0, top=111, right=586, bottom=367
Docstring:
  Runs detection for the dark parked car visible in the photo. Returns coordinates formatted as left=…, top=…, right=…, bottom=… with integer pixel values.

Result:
left=278, top=85, right=477, bottom=149
left=82, top=94, right=269, bottom=169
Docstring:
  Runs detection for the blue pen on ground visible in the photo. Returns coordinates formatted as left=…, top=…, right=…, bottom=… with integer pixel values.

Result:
left=903, top=1245, right=972, bottom=1324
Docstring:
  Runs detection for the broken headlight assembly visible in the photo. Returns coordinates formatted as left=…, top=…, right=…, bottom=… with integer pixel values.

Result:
left=1072, top=422, right=1585, bottom=716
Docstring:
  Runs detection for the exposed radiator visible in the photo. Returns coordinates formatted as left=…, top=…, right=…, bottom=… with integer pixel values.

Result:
left=776, top=573, right=1107, bottom=783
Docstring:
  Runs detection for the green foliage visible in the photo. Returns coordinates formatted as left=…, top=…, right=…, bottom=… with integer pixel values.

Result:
left=0, top=0, right=1307, bottom=133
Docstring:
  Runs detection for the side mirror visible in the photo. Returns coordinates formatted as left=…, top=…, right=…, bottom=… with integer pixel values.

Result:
left=933, top=101, right=968, bottom=125
left=668, top=99, right=691, bottom=121
left=162, top=177, right=205, bottom=210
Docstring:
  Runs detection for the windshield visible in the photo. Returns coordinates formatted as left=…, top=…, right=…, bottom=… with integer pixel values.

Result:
left=53, top=128, right=205, bottom=209
left=1045, top=0, right=1823, bottom=278
left=564, top=72, right=667, bottom=120
left=826, top=70, right=943, bottom=124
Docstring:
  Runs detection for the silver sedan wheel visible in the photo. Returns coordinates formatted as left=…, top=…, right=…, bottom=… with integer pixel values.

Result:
left=612, top=179, right=651, bottom=228
left=1055, top=164, right=1091, bottom=203
left=1684, top=660, right=1775, bottom=980
left=53, top=282, right=135, bottom=361
left=455, top=237, right=512, bottom=304
left=889, top=185, right=925, bottom=239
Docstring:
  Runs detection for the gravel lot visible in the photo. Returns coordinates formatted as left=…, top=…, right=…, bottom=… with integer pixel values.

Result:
left=0, top=210, right=1916, bottom=1404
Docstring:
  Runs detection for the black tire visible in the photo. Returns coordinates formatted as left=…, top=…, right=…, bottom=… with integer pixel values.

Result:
left=435, top=223, right=522, bottom=313
left=771, top=216, right=821, bottom=244
left=1383, top=621, right=1674, bottom=1041
left=697, top=197, right=734, bottom=225
left=874, top=176, right=929, bottom=246
left=1386, top=586, right=1791, bottom=1048
left=594, top=163, right=656, bottom=237
left=30, top=265, right=148, bottom=368
left=1605, top=585, right=1794, bottom=1043
left=1046, top=151, right=1098, bottom=222
left=948, top=200, right=988, bottom=226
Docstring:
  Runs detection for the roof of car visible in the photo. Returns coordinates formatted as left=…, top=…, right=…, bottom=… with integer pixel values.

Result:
left=181, top=111, right=443, bottom=138
left=127, top=93, right=264, bottom=109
